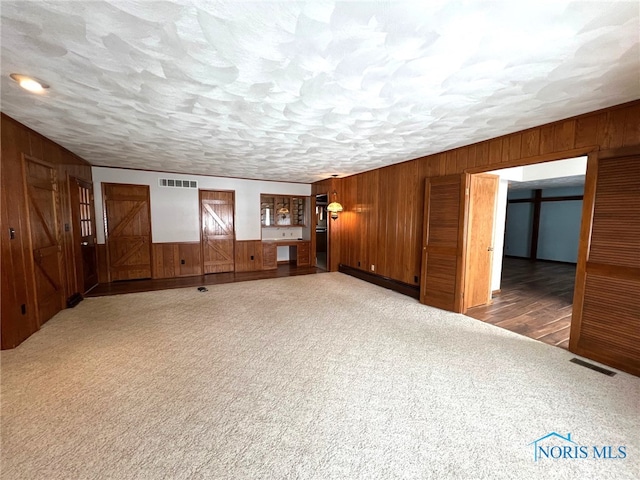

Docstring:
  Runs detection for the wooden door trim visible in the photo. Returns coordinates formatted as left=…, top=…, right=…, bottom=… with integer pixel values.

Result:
left=464, top=146, right=597, bottom=174
left=457, top=173, right=470, bottom=313
left=568, top=152, right=598, bottom=351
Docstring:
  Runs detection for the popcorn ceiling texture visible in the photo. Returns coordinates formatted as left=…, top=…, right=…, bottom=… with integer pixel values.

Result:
left=1, top=1, right=638, bottom=182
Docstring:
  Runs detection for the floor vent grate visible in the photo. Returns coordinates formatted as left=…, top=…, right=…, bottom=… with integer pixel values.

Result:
left=570, top=358, right=616, bottom=376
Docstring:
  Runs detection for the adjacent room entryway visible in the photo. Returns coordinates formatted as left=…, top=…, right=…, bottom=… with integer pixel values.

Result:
left=466, top=257, right=575, bottom=349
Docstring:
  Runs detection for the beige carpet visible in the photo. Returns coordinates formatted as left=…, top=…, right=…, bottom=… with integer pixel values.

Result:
left=1, top=273, right=638, bottom=479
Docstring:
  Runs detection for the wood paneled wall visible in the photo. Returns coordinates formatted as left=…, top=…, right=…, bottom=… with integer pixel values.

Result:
left=1, top=114, right=92, bottom=349
left=234, top=240, right=263, bottom=272
left=321, top=100, right=640, bottom=286
left=152, top=242, right=202, bottom=279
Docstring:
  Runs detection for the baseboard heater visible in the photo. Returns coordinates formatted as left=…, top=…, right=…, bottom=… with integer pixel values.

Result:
left=338, top=264, right=420, bottom=299
left=66, top=293, right=83, bottom=308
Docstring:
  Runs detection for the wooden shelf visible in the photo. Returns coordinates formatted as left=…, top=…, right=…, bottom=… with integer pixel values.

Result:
left=261, top=194, right=307, bottom=227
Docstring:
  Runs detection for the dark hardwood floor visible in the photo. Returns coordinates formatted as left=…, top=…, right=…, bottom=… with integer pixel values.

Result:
left=87, top=264, right=325, bottom=297
left=466, top=257, right=576, bottom=349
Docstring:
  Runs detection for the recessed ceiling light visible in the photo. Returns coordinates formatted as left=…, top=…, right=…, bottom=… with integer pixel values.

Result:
left=9, top=73, right=49, bottom=93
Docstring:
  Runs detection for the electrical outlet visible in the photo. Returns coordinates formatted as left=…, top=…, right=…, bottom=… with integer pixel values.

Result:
left=282, top=232, right=285, bottom=237
left=371, top=265, right=375, bottom=272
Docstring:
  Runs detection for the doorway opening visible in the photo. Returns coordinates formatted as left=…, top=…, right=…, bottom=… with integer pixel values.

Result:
left=315, top=194, right=328, bottom=270
left=465, top=156, right=587, bottom=349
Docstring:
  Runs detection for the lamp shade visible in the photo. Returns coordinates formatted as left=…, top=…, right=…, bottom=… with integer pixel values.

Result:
left=326, top=201, right=343, bottom=213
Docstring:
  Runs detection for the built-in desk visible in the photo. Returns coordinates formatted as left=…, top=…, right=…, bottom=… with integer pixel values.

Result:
left=262, top=240, right=310, bottom=269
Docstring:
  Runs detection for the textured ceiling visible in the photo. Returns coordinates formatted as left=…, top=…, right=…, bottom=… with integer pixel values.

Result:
left=508, top=174, right=585, bottom=191
left=1, top=1, right=639, bottom=183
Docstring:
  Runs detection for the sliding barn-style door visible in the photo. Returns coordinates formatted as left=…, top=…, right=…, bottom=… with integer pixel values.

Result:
left=200, top=190, right=235, bottom=274
left=420, top=174, right=467, bottom=312
left=569, top=150, right=640, bottom=376
left=23, top=156, right=65, bottom=325
left=103, top=183, right=152, bottom=281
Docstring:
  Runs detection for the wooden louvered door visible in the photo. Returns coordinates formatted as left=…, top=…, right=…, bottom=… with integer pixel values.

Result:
left=103, top=183, right=152, bottom=281
left=569, top=150, right=640, bottom=376
left=200, top=190, right=235, bottom=274
left=420, top=174, right=468, bottom=312
left=23, top=156, right=65, bottom=325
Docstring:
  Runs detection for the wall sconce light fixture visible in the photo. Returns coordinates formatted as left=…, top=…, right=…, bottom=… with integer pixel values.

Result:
left=326, top=191, right=343, bottom=220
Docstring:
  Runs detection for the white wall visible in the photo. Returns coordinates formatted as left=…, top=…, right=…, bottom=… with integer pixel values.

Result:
left=538, top=200, right=582, bottom=262
left=504, top=202, right=534, bottom=257
left=491, top=178, right=509, bottom=291
left=92, top=167, right=311, bottom=243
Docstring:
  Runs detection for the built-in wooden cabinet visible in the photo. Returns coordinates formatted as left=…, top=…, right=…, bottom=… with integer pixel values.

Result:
left=262, top=242, right=277, bottom=270
left=260, top=240, right=311, bottom=269
left=292, top=241, right=311, bottom=266
left=261, top=195, right=306, bottom=227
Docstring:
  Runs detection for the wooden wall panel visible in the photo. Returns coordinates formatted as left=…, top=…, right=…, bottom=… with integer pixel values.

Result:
left=234, top=240, right=263, bottom=272
left=323, top=101, right=640, bottom=289
left=1, top=117, right=38, bottom=348
left=152, top=243, right=177, bottom=279
left=150, top=242, right=202, bottom=279
left=316, top=100, right=639, bottom=374
left=96, top=244, right=109, bottom=284
left=1, top=114, right=92, bottom=349
left=179, top=243, right=202, bottom=277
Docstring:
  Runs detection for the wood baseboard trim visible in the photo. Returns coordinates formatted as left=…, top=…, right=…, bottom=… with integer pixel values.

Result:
left=339, top=264, right=420, bottom=299
left=491, top=289, right=501, bottom=296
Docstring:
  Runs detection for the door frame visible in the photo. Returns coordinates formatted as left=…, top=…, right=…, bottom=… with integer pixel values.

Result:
left=199, top=189, right=236, bottom=274
left=312, top=192, right=329, bottom=269
left=102, top=182, right=153, bottom=283
left=460, top=147, right=597, bottom=315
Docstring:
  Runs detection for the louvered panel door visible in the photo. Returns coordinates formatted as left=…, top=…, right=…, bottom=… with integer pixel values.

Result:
left=103, top=183, right=152, bottom=281
left=200, top=190, right=235, bottom=274
left=420, top=174, right=467, bottom=312
left=569, top=151, right=640, bottom=376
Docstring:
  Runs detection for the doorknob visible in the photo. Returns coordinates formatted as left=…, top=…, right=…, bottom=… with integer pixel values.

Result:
left=81, top=242, right=89, bottom=246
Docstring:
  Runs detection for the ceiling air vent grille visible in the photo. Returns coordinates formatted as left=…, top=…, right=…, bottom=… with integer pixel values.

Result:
left=159, top=178, right=198, bottom=189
